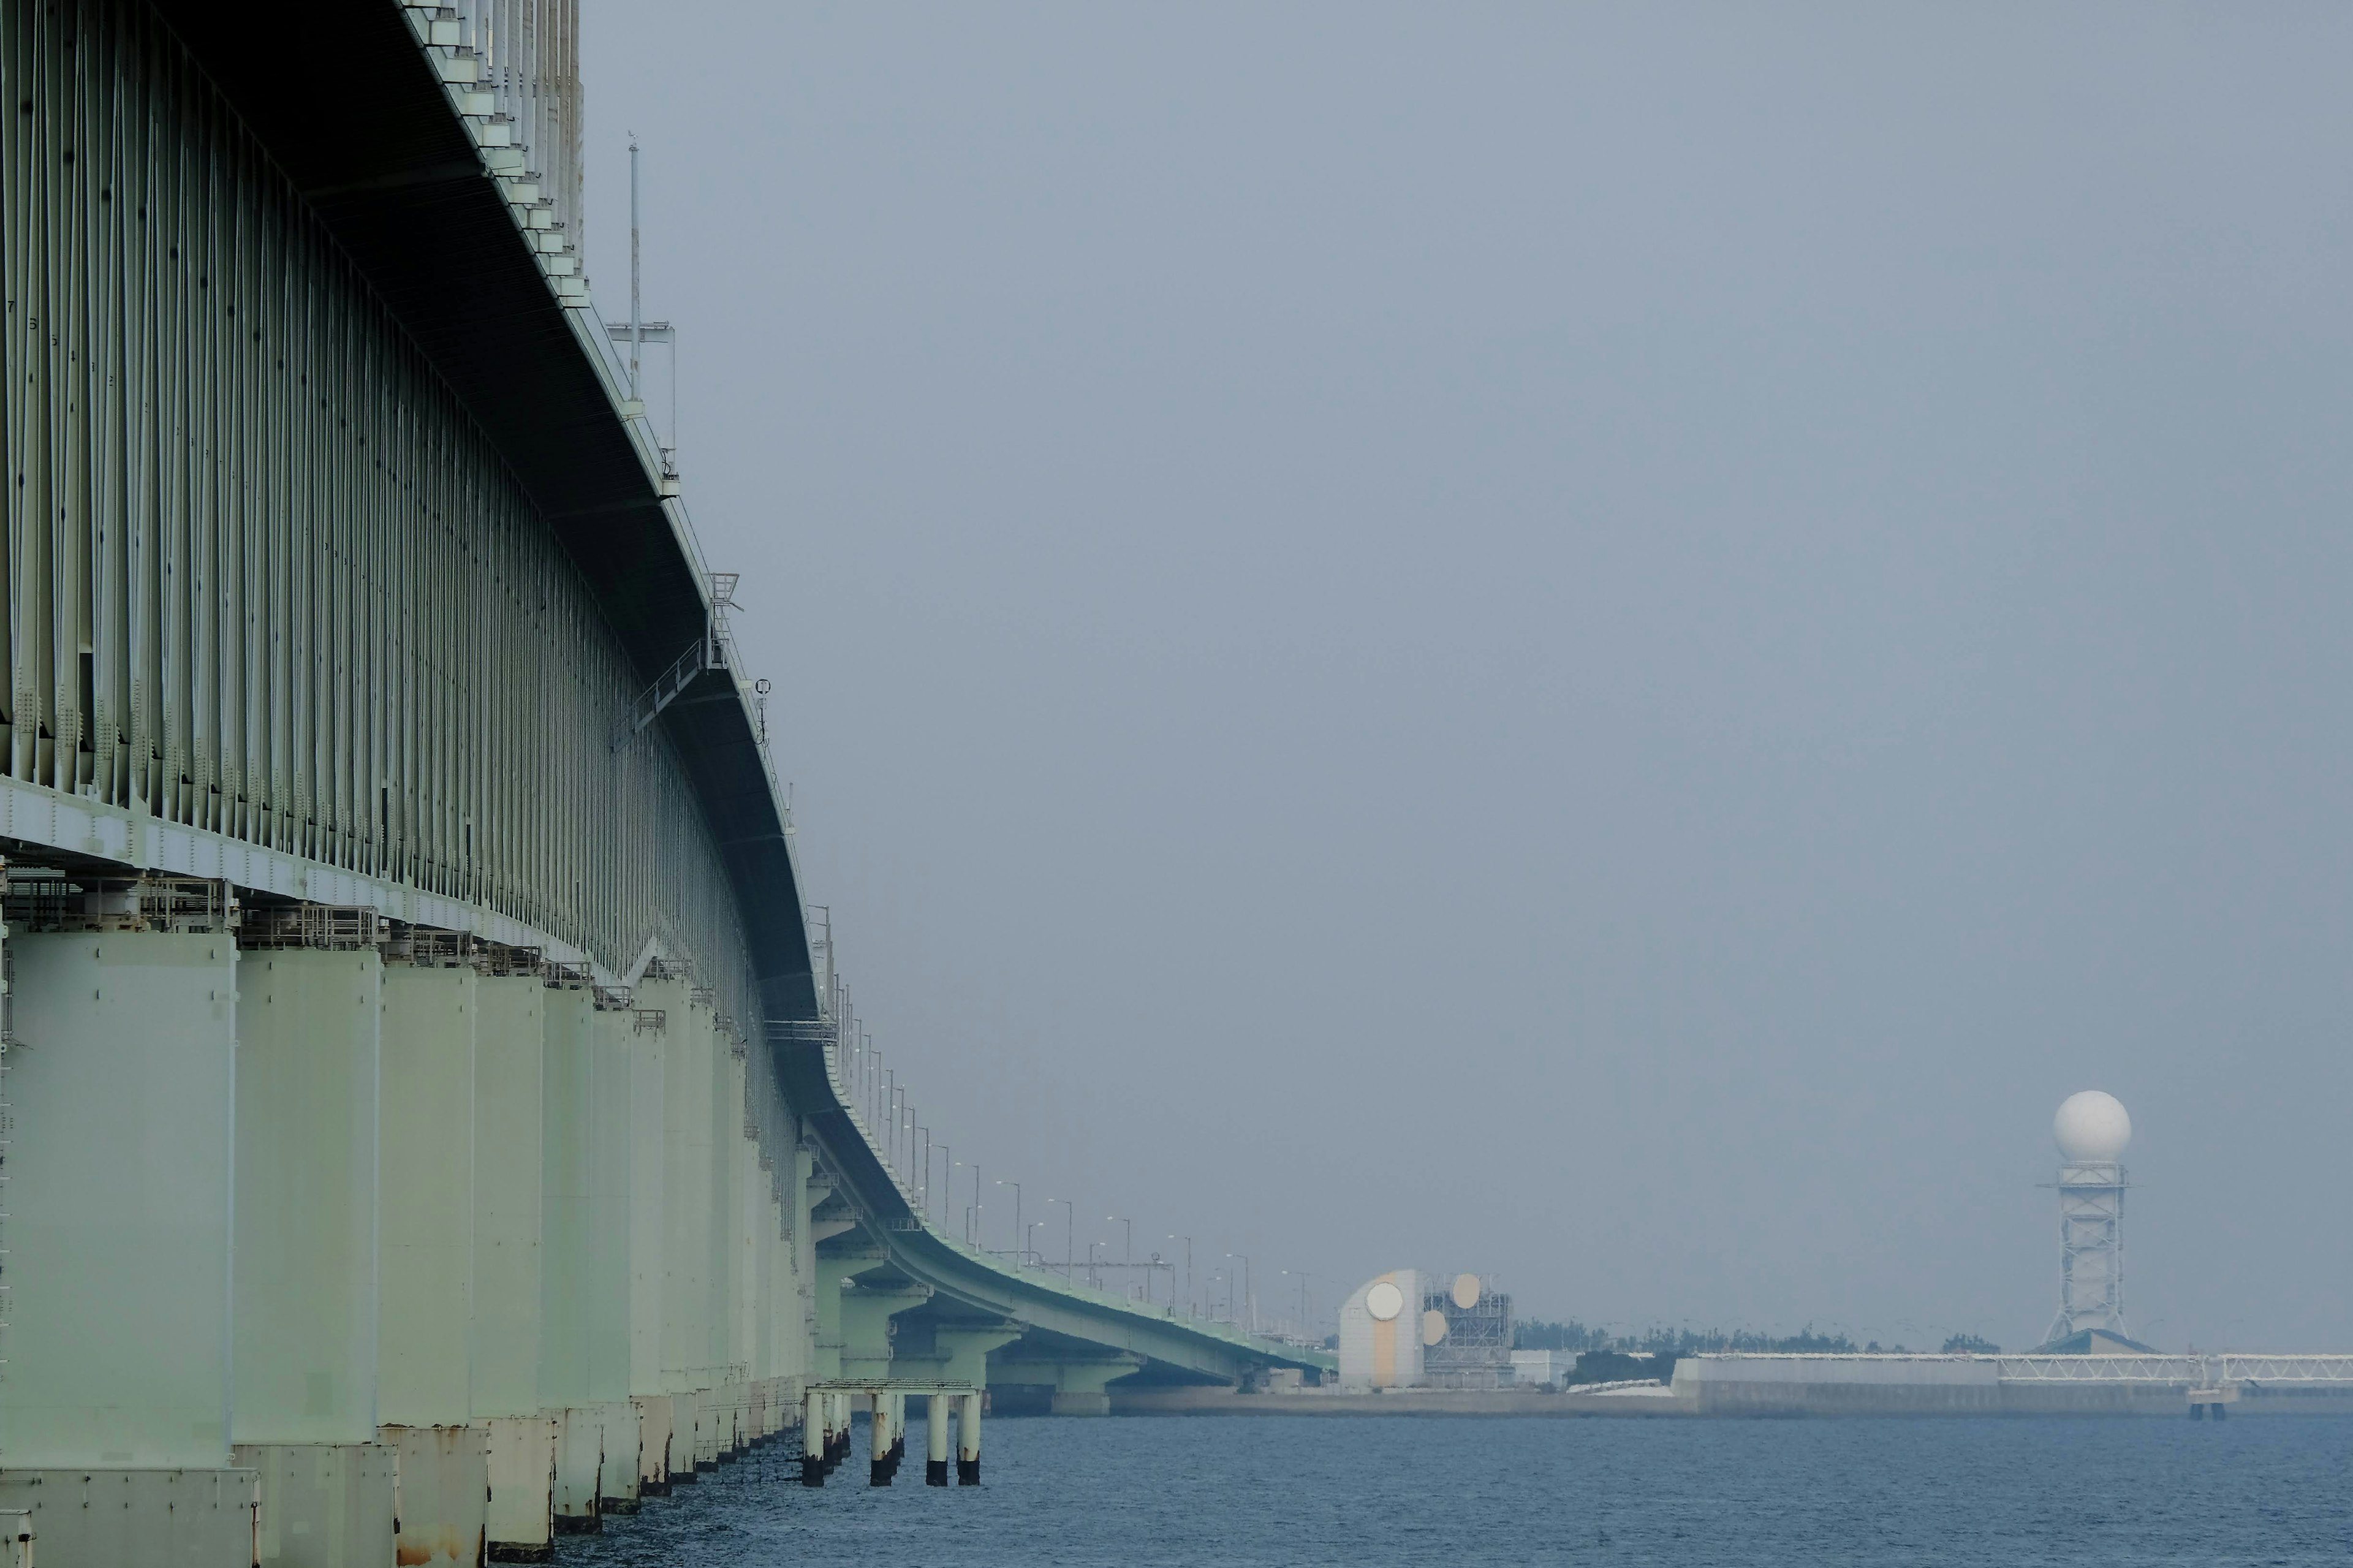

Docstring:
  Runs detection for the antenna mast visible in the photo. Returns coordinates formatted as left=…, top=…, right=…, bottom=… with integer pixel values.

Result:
left=628, top=134, right=643, bottom=396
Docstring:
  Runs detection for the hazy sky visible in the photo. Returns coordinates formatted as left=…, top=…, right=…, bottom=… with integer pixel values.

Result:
left=580, top=2, right=2353, bottom=1350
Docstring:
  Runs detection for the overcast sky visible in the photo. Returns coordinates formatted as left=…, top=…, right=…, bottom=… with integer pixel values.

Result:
left=581, top=2, right=2353, bottom=1351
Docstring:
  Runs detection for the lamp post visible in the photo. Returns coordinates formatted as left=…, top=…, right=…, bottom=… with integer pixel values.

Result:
left=1169, top=1235, right=1192, bottom=1316
left=1108, top=1214, right=1132, bottom=1268
left=1088, top=1240, right=1104, bottom=1291
left=1227, top=1252, right=1253, bottom=1335
left=1045, top=1197, right=1074, bottom=1281
left=1280, top=1268, right=1314, bottom=1342
left=997, top=1180, right=1020, bottom=1262
left=1026, top=1221, right=1045, bottom=1270
left=953, top=1160, right=972, bottom=1244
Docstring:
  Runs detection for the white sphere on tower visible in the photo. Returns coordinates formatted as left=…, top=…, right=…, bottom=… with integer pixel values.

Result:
left=2053, top=1090, right=2131, bottom=1163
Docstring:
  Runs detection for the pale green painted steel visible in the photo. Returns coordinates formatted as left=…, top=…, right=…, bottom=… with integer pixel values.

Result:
left=231, top=947, right=381, bottom=1447
left=624, top=1009, right=666, bottom=1399
left=648, top=979, right=714, bottom=1396
left=0, top=0, right=774, bottom=1039
left=585, top=1004, right=636, bottom=1406
left=0, top=931, right=237, bottom=1466
left=376, top=965, right=474, bottom=1428
left=0, top=0, right=1339, bottom=1491
left=233, top=1440, right=396, bottom=1568
left=537, top=982, right=596, bottom=1412
left=470, top=975, right=544, bottom=1421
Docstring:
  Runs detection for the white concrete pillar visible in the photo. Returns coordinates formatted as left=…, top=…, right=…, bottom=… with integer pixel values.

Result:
left=381, top=1425, right=487, bottom=1568
left=588, top=1003, right=638, bottom=1514
left=539, top=980, right=601, bottom=1532
left=624, top=1003, right=666, bottom=1401
left=957, top=1393, right=982, bottom=1485
left=800, top=1388, right=823, bottom=1485
left=1, top=930, right=239, bottom=1467
left=471, top=974, right=544, bottom=1423
left=540, top=982, right=595, bottom=1407
left=868, top=1390, right=893, bottom=1486
left=238, top=1441, right=396, bottom=1567
left=642, top=977, right=710, bottom=1420
left=232, top=944, right=394, bottom=1568
left=629, top=1394, right=673, bottom=1496
left=482, top=1414, right=556, bottom=1561
left=474, top=967, right=548, bottom=1567
left=376, top=963, right=475, bottom=1427
left=926, top=1393, right=951, bottom=1486
left=232, top=946, right=382, bottom=1445
left=714, top=1032, right=748, bottom=1459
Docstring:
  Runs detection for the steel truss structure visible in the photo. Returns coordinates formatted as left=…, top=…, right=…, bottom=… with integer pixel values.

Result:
left=2048, top=1159, right=2128, bottom=1343
left=1, top=0, right=762, bottom=1028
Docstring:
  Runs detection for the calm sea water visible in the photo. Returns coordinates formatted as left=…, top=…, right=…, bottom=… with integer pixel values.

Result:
left=556, top=1414, right=2353, bottom=1566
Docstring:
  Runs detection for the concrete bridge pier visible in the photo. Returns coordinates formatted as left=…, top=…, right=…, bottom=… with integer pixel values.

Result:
left=542, top=980, right=635, bottom=1531
left=592, top=994, right=645, bottom=1520
left=628, top=1395, right=674, bottom=1498
left=926, top=1394, right=952, bottom=1486
left=0, top=918, right=257, bottom=1564
left=957, top=1393, right=984, bottom=1485
left=377, top=957, right=487, bottom=1567
left=231, top=942, right=395, bottom=1568
left=1048, top=1357, right=1145, bottom=1417
left=827, top=1393, right=852, bottom=1472
left=624, top=989, right=675, bottom=1497
left=867, top=1393, right=896, bottom=1486
left=474, top=973, right=558, bottom=1563
left=840, top=1279, right=933, bottom=1388
left=801, top=1388, right=826, bottom=1485
left=643, top=975, right=724, bottom=1479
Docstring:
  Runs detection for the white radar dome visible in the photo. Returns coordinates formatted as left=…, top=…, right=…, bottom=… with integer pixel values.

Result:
left=2053, top=1091, right=2131, bottom=1162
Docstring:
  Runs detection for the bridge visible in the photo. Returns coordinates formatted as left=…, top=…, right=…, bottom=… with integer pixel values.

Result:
left=0, top=1, right=1325, bottom=1562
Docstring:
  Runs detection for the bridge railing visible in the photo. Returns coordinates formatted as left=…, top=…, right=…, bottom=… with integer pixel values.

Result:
left=784, top=996, right=1326, bottom=1365
left=416, top=0, right=587, bottom=249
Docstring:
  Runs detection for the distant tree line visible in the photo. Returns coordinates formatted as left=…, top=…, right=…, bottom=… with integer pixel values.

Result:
left=1512, top=1320, right=1861, bottom=1355
left=1510, top=1320, right=2003, bottom=1356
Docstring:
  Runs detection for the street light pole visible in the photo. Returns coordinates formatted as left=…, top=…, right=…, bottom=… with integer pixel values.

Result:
left=1227, top=1253, right=1254, bottom=1335
left=1045, top=1197, right=1074, bottom=1281
left=1281, top=1269, right=1314, bottom=1341
left=997, top=1181, right=1021, bottom=1262
left=1169, top=1235, right=1192, bottom=1316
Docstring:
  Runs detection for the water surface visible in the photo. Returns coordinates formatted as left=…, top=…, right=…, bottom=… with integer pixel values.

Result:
left=558, top=1414, right=2353, bottom=1566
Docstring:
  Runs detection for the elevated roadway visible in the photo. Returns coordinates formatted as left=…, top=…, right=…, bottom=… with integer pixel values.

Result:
left=0, top=2, right=1323, bottom=1562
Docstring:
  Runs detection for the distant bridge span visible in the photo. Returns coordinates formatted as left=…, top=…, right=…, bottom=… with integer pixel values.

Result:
left=0, top=2, right=1320, bottom=1560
